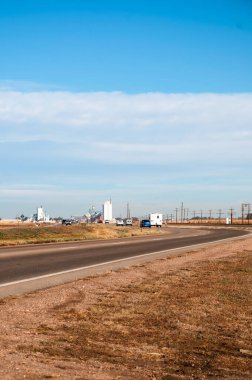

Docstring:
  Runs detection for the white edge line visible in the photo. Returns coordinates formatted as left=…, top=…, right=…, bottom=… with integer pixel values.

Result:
left=0, top=233, right=251, bottom=288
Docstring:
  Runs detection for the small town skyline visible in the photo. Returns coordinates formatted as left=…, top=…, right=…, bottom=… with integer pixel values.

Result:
left=1, top=200, right=251, bottom=224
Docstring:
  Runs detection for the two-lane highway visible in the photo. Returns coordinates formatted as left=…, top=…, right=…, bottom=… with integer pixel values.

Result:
left=0, top=227, right=249, bottom=298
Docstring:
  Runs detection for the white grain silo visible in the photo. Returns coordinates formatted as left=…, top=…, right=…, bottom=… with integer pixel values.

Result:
left=103, top=199, right=112, bottom=222
left=37, top=206, right=45, bottom=221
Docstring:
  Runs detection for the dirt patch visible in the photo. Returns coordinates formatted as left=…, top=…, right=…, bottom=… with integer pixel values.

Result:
left=0, top=237, right=251, bottom=379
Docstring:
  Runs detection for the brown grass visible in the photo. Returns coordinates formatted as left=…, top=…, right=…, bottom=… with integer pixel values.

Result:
left=0, top=223, right=163, bottom=246
left=34, top=251, right=252, bottom=379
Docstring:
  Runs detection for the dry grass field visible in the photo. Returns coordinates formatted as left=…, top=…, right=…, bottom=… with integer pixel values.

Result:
left=0, top=236, right=251, bottom=379
left=0, top=222, right=251, bottom=247
left=38, top=251, right=252, bottom=379
left=167, top=219, right=251, bottom=225
left=0, top=223, right=162, bottom=246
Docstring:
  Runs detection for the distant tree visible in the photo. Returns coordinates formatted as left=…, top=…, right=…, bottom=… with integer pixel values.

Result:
left=20, top=214, right=28, bottom=221
left=54, top=217, right=63, bottom=222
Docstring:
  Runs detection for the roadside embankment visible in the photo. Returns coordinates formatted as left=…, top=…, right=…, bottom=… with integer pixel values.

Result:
left=0, top=234, right=251, bottom=379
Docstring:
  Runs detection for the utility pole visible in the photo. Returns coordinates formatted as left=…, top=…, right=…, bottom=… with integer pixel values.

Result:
left=229, top=208, right=234, bottom=225
left=200, top=209, right=203, bottom=224
left=242, top=203, right=250, bottom=225
left=181, top=202, right=184, bottom=224
left=126, top=202, right=130, bottom=219
left=175, top=208, right=178, bottom=224
left=218, top=209, right=223, bottom=224
left=191, top=210, right=196, bottom=224
left=209, top=210, right=212, bottom=222
left=187, top=209, right=191, bottom=223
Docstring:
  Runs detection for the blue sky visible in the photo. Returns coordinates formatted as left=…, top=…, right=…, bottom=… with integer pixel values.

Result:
left=0, top=0, right=252, bottom=218
left=1, top=0, right=252, bottom=92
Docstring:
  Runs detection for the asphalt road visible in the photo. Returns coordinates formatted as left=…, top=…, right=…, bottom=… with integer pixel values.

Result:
left=0, top=227, right=249, bottom=298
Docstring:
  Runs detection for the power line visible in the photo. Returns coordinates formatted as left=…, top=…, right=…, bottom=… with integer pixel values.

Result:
left=218, top=209, right=224, bottom=224
left=175, top=208, right=178, bottom=224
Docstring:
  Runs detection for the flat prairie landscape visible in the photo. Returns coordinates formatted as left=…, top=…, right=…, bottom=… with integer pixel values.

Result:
left=0, top=235, right=251, bottom=379
left=0, top=223, right=162, bottom=246
left=0, top=222, right=250, bottom=247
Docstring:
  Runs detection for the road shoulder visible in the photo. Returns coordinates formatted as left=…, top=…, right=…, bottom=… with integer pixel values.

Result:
left=0, top=235, right=251, bottom=379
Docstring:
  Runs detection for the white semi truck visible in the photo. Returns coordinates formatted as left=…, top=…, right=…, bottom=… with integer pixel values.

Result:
left=150, top=213, right=163, bottom=227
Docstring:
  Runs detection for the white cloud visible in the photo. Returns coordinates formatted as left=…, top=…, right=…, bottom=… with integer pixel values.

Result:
left=0, top=90, right=252, bottom=167
left=0, top=91, right=251, bottom=129
left=1, top=90, right=252, bottom=217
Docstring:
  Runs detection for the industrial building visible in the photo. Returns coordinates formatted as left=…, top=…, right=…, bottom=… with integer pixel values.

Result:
left=103, top=199, right=113, bottom=222
left=33, top=206, right=50, bottom=222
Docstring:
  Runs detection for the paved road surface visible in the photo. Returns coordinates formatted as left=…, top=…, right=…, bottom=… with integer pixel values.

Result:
left=0, top=227, right=248, bottom=298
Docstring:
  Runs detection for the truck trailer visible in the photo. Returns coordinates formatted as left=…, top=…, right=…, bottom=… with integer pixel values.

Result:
left=150, top=213, right=163, bottom=227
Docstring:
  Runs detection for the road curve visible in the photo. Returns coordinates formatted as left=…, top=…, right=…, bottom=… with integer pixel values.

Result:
left=0, top=228, right=249, bottom=298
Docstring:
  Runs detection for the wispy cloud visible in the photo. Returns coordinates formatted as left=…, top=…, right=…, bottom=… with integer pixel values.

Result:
left=0, top=91, right=252, bottom=129
left=0, top=90, right=251, bottom=216
left=0, top=91, right=252, bottom=154
left=0, top=80, right=63, bottom=92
